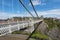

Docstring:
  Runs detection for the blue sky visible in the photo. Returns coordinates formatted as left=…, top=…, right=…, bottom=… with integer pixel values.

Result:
left=0, top=0, right=60, bottom=19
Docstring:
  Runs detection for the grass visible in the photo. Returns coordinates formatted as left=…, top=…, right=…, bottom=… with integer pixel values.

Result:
left=12, top=30, right=30, bottom=35
left=44, top=18, right=57, bottom=30
left=12, top=30, right=49, bottom=40
left=31, top=31, right=49, bottom=40
left=12, top=31, right=21, bottom=34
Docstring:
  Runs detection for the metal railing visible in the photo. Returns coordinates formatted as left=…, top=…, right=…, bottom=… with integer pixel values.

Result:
left=0, top=20, right=42, bottom=36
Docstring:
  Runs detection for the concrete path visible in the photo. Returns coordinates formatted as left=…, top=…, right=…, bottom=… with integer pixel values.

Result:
left=0, top=34, right=36, bottom=40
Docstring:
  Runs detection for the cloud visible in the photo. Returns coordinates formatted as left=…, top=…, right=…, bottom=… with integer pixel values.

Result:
left=0, top=9, right=60, bottom=19
left=39, top=9, right=60, bottom=16
left=0, top=11, right=32, bottom=19
left=29, top=0, right=46, bottom=6
left=29, top=0, right=41, bottom=6
left=0, top=12, right=21, bottom=19
left=31, top=9, right=60, bottom=18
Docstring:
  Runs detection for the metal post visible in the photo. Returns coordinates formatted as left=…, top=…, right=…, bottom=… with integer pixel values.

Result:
left=9, top=25, right=12, bottom=33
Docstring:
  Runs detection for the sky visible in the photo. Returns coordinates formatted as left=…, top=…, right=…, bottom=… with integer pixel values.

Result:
left=0, top=0, right=60, bottom=19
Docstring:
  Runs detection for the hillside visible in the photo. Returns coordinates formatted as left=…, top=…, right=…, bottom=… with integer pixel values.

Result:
left=44, top=18, right=60, bottom=40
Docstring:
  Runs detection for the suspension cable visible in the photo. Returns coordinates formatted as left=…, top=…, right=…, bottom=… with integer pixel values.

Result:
left=26, top=21, right=43, bottom=40
left=30, top=0, right=39, bottom=18
left=19, top=0, right=34, bottom=18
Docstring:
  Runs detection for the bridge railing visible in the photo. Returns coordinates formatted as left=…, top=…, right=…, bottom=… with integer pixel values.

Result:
left=0, top=20, right=42, bottom=36
left=0, top=22, right=30, bottom=36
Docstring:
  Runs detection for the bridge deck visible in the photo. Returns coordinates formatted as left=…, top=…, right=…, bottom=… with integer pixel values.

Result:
left=0, top=20, right=42, bottom=36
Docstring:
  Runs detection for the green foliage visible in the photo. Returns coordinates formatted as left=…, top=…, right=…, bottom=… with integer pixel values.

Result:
left=32, top=31, right=49, bottom=40
left=12, top=31, right=21, bottom=34
left=44, top=18, right=60, bottom=29
left=12, top=31, right=30, bottom=35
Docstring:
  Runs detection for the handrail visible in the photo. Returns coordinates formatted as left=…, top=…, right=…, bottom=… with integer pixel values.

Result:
left=0, top=20, right=41, bottom=36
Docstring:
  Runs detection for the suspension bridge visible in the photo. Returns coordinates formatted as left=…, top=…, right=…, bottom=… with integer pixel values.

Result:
left=0, top=19, right=42, bottom=36
left=0, top=0, right=44, bottom=40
